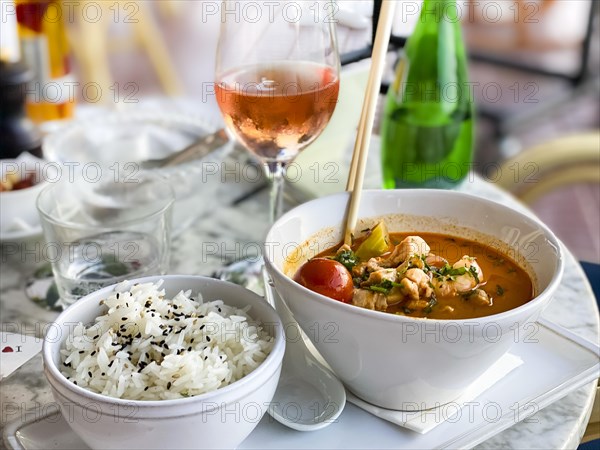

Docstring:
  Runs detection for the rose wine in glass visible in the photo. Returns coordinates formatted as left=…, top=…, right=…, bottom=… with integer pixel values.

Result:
left=214, top=1, right=340, bottom=290
left=216, top=61, right=339, bottom=163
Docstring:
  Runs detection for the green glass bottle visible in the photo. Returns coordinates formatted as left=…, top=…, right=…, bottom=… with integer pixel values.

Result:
left=381, top=0, right=474, bottom=189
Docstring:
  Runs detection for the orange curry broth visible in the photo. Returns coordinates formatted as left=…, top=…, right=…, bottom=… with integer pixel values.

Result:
left=318, top=232, right=535, bottom=320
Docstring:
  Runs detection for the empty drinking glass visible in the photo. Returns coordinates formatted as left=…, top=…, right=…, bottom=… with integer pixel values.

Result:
left=36, top=171, right=174, bottom=309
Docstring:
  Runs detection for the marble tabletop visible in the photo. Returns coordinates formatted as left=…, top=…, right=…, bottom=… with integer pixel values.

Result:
left=0, top=148, right=598, bottom=450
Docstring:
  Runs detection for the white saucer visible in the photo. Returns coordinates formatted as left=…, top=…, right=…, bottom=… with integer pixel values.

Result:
left=3, top=319, right=599, bottom=450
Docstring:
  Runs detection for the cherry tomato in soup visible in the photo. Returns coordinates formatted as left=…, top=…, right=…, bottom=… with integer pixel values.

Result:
left=294, top=258, right=353, bottom=303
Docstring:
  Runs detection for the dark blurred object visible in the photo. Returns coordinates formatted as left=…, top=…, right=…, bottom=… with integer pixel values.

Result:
left=340, top=0, right=406, bottom=74
left=340, top=1, right=598, bottom=131
left=578, top=261, right=600, bottom=447
left=463, top=0, right=598, bottom=137
left=465, top=0, right=597, bottom=84
left=0, top=60, right=42, bottom=159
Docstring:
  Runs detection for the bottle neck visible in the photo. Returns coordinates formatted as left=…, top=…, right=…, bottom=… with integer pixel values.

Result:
left=420, top=0, right=459, bottom=23
left=422, top=0, right=456, bottom=7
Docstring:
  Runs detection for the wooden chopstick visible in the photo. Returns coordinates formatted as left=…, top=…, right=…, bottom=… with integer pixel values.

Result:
left=343, top=0, right=396, bottom=246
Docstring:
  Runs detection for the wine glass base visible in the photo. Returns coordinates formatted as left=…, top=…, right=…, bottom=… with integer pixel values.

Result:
left=213, top=257, right=266, bottom=296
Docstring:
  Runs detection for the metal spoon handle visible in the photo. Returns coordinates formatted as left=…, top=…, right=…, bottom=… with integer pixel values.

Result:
left=141, top=129, right=229, bottom=169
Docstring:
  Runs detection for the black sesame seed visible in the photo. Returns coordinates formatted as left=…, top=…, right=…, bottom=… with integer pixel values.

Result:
left=144, top=386, right=149, bottom=391
left=108, top=361, right=114, bottom=368
left=79, top=350, right=84, bottom=354
left=73, top=381, right=77, bottom=385
left=135, top=332, right=142, bottom=339
left=91, top=351, right=97, bottom=356
left=116, top=293, right=120, bottom=299
left=101, top=372, right=106, bottom=376
left=217, top=307, right=222, bottom=313
left=188, top=346, right=192, bottom=352
left=88, top=371, right=92, bottom=377
left=204, top=356, right=208, bottom=360
left=121, top=317, right=127, bottom=321
left=200, top=325, right=205, bottom=330
left=206, top=336, right=211, bottom=342
left=93, top=335, right=99, bottom=340
left=190, top=338, right=194, bottom=343
left=167, top=382, right=171, bottom=389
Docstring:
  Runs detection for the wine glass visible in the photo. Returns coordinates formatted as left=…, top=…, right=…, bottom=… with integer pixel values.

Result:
left=214, top=0, right=340, bottom=289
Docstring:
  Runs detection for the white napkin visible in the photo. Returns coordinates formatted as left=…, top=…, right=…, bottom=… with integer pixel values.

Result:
left=0, top=332, right=44, bottom=380
left=347, top=353, right=523, bottom=434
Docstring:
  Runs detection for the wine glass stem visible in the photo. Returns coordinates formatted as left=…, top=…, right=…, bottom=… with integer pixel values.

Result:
left=266, top=161, right=286, bottom=224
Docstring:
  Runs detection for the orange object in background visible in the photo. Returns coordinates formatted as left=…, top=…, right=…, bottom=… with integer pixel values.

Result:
left=15, top=0, right=75, bottom=124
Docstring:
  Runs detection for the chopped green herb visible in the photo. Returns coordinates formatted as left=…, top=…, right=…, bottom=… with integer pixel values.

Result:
left=420, top=255, right=433, bottom=273
left=369, top=285, right=390, bottom=294
left=367, top=279, right=403, bottom=295
left=333, top=250, right=359, bottom=271
left=469, top=266, right=480, bottom=284
left=496, top=285, right=505, bottom=296
left=423, top=296, right=437, bottom=314
left=402, top=307, right=413, bottom=314
left=434, top=264, right=467, bottom=279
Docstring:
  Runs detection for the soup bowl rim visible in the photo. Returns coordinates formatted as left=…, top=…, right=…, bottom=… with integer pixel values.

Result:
left=264, top=189, right=564, bottom=325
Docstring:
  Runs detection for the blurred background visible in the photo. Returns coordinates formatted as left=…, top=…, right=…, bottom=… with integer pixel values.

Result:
left=1, top=0, right=599, bottom=263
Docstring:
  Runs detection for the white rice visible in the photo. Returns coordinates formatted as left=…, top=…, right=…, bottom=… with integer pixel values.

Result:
left=60, top=280, right=274, bottom=400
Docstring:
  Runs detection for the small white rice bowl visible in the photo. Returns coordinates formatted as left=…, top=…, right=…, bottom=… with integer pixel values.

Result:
left=60, top=280, right=274, bottom=401
left=43, top=275, right=285, bottom=450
